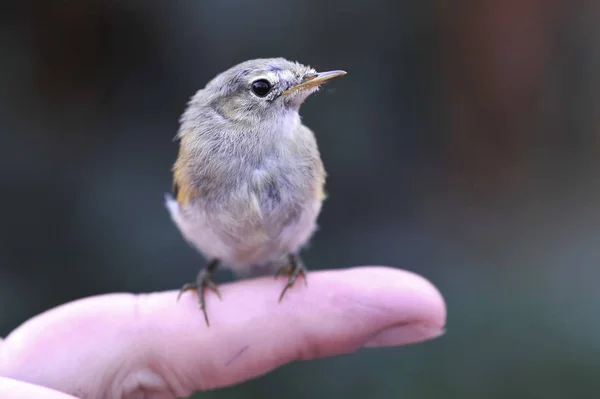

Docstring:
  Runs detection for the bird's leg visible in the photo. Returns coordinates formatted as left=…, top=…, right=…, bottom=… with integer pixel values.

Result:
left=177, top=259, right=221, bottom=326
left=275, top=253, right=308, bottom=302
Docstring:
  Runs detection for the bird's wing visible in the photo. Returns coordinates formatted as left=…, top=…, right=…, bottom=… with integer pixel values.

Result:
left=171, top=144, right=200, bottom=207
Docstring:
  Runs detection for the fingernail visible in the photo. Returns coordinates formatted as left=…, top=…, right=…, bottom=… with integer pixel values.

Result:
left=363, top=323, right=446, bottom=348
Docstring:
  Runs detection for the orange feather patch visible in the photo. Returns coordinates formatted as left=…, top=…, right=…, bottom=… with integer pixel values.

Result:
left=172, top=146, right=199, bottom=206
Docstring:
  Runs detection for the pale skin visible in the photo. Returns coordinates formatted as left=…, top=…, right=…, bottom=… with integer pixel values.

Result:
left=0, top=266, right=446, bottom=398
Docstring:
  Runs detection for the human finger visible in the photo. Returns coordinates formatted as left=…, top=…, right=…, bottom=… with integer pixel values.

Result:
left=0, top=266, right=446, bottom=398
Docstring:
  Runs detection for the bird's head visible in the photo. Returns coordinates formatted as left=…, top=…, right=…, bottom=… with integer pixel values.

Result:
left=190, top=58, right=346, bottom=125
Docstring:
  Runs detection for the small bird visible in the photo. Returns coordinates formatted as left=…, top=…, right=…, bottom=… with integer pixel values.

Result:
left=165, top=58, right=346, bottom=325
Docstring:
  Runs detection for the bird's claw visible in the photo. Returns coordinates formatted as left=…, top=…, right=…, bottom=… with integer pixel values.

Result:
left=177, top=259, right=221, bottom=326
left=275, top=254, right=308, bottom=302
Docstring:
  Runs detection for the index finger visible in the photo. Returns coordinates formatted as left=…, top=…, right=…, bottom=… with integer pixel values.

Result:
left=0, top=266, right=446, bottom=398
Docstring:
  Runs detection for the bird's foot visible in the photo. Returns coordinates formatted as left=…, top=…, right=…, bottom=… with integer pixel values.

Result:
left=275, top=253, right=308, bottom=302
left=177, top=259, right=221, bottom=326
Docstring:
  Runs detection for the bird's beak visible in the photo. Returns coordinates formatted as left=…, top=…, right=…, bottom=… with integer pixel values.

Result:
left=282, top=70, right=347, bottom=95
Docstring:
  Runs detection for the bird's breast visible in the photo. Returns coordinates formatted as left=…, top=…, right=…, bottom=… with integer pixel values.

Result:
left=172, top=138, right=324, bottom=267
left=182, top=121, right=323, bottom=225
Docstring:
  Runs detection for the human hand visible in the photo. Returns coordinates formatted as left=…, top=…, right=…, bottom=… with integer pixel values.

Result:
left=0, top=266, right=446, bottom=398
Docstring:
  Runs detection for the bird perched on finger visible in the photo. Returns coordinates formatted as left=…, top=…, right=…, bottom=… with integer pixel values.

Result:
left=165, top=58, right=346, bottom=326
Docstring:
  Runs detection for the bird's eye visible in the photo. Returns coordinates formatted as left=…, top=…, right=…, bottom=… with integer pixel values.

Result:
left=251, top=79, right=272, bottom=97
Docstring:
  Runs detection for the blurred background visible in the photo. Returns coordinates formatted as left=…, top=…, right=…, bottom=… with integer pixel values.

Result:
left=1, top=0, right=600, bottom=397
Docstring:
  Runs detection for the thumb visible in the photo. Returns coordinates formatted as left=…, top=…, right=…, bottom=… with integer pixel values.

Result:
left=0, top=376, right=79, bottom=398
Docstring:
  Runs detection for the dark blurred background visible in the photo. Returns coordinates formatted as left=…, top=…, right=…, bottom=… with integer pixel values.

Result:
left=2, top=0, right=600, bottom=398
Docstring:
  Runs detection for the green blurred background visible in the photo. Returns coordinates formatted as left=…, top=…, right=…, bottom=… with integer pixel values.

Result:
left=2, top=0, right=600, bottom=397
